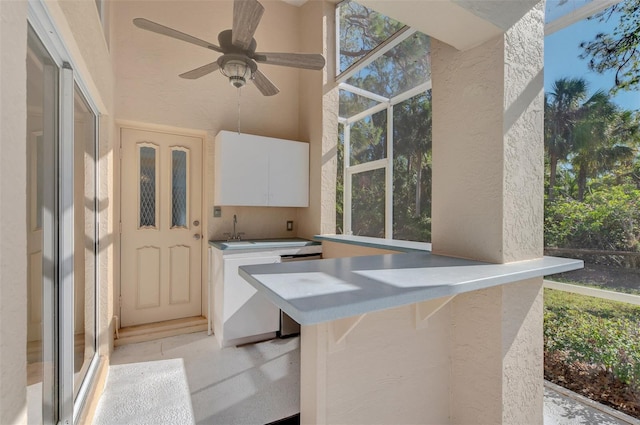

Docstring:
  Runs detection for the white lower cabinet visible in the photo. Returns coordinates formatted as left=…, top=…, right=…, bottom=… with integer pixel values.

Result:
left=211, top=248, right=281, bottom=347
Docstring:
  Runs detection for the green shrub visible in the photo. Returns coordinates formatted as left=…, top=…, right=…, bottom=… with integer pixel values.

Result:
left=545, top=185, right=640, bottom=251
left=544, top=289, right=640, bottom=389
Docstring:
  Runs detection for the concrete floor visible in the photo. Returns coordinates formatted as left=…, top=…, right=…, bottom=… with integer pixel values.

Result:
left=94, top=331, right=639, bottom=425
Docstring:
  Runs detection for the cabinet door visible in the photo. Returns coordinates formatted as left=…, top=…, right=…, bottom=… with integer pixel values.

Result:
left=214, top=131, right=269, bottom=206
left=268, top=139, right=309, bottom=207
left=222, top=255, right=280, bottom=341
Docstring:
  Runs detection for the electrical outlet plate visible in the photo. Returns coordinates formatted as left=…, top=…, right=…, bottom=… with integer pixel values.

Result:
left=286, top=220, right=293, bottom=231
left=214, top=206, right=222, bottom=218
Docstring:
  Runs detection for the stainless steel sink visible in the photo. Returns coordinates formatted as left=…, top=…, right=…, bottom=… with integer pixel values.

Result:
left=221, top=241, right=256, bottom=247
left=219, top=240, right=311, bottom=249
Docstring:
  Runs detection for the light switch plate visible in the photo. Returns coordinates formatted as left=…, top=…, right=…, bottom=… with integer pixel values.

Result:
left=214, top=206, right=222, bottom=218
left=286, top=220, right=293, bottom=231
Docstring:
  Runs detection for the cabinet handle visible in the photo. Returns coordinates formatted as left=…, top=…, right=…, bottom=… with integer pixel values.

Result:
left=193, top=234, right=202, bottom=240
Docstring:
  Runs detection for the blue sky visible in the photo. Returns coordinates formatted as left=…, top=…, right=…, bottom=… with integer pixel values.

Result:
left=544, top=16, right=640, bottom=112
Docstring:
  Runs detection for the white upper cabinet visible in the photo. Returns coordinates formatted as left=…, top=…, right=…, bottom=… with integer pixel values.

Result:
left=214, top=131, right=309, bottom=207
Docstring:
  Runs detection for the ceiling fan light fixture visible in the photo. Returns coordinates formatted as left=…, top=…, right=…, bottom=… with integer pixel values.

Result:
left=218, top=55, right=258, bottom=89
left=221, top=60, right=250, bottom=88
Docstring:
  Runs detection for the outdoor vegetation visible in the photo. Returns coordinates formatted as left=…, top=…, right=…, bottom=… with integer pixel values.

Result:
left=544, top=289, right=640, bottom=417
left=539, top=0, right=640, bottom=416
left=336, top=0, right=640, bottom=416
left=337, top=2, right=432, bottom=240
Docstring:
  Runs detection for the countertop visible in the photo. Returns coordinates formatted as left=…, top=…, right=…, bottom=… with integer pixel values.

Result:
left=209, top=238, right=321, bottom=251
left=314, top=234, right=431, bottom=252
left=238, top=252, right=583, bottom=326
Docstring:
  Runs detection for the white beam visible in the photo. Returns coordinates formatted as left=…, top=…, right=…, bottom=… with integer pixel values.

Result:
left=337, top=26, right=417, bottom=83
left=545, top=0, right=619, bottom=36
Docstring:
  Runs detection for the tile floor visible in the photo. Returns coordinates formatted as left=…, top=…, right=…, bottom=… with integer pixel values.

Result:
left=94, top=331, right=639, bottom=425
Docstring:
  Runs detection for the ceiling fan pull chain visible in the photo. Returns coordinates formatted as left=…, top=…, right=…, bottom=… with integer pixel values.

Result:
left=237, top=87, right=241, bottom=135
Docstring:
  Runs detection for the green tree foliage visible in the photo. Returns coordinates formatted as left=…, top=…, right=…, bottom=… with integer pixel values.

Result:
left=393, top=92, right=432, bottom=241
left=544, top=78, right=640, bottom=251
left=580, top=0, right=640, bottom=93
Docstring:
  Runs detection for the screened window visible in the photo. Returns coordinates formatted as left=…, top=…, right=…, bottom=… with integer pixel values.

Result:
left=336, top=1, right=432, bottom=242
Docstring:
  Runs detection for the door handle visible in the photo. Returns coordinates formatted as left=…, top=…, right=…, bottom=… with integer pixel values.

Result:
left=193, top=234, right=202, bottom=240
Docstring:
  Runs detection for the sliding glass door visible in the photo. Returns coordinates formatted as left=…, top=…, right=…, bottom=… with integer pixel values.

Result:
left=26, top=23, right=99, bottom=424
left=26, top=25, right=59, bottom=425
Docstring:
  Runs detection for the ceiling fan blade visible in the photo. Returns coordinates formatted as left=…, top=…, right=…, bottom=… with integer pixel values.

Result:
left=232, top=0, right=264, bottom=50
left=179, top=62, right=220, bottom=79
left=133, top=18, right=223, bottom=53
left=254, top=52, right=325, bottom=70
left=252, top=70, right=279, bottom=96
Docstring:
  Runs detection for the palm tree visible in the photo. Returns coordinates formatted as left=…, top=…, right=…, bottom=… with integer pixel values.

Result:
left=571, top=90, right=617, bottom=200
left=545, top=78, right=588, bottom=200
left=571, top=96, right=639, bottom=199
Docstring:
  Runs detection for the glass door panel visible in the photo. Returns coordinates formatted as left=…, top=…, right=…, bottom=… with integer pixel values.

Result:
left=72, top=86, right=97, bottom=400
left=26, top=25, right=59, bottom=425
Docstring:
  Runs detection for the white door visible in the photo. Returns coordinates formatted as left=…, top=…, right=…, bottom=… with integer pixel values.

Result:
left=120, top=128, right=203, bottom=327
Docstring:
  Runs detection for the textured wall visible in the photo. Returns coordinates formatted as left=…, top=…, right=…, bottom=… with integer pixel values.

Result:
left=301, top=303, right=452, bottom=424
left=430, top=1, right=545, bottom=423
left=431, top=4, right=544, bottom=263
left=501, top=279, right=544, bottom=424
left=113, top=0, right=322, bottom=243
left=502, top=0, right=545, bottom=261
left=431, top=35, right=505, bottom=263
left=297, top=0, right=338, bottom=239
left=0, top=1, right=28, bottom=423
left=113, top=0, right=301, bottom=139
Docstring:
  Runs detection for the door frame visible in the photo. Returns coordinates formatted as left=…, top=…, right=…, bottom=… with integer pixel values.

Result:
left=116, top=121, right=208, bottom=328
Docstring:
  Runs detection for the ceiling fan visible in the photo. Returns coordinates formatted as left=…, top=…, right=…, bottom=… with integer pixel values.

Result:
left=133, top=0, right=325, bottom=96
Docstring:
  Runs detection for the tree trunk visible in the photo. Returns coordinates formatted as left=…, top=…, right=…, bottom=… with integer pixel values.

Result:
left=577, top=164, right=587, bottom=201
left=415, top=153, right=422, bottom=218
left=548, top=152, right=558, bottom=200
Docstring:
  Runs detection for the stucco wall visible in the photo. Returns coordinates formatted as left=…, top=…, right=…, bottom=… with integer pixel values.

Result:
left=301, top=303, right=452, bottom=424
left=297, top=0, right=338, bottom=239
left=1, top=1, right=29, bottom=423
left=112, top=0, right=324, bottom=242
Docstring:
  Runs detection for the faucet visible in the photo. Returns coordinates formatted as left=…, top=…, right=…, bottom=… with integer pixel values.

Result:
left=224, top=214, right=244, bottom=241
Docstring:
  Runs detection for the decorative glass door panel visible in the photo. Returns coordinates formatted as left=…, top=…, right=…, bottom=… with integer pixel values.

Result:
left=138, top=144, right=158, bottom=229
left=171, top=148, right=189, bottom=229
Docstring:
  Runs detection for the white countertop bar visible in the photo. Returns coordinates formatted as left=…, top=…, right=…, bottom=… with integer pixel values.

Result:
left=239, top=252, right=583, bottom=325
left=314, top=234, right=431, bottom=252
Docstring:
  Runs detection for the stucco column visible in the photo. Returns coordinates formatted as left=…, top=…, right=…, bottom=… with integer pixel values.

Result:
left=1, top=0, right=28, bottom=423
left=431, top=2, right=545, bottom=424
left=298, top=0, right=338, bottom=239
